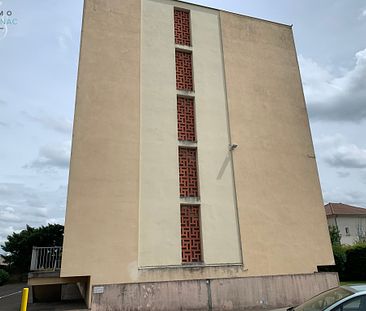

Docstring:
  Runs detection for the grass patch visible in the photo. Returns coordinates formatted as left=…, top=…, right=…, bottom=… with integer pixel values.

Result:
left=340, top=281, right=366, bottom=286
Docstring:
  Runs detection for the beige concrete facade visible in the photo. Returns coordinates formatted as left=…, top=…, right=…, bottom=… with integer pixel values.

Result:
left=139, top=0, right=241, bottom=267
left=192, top=3, right=241, bottom=265
left=60, top=0, right=335, bottom=307
left=220, top=11, right=334, bottom=274
left=61, top=0, right=141, bottom=291
left=139, top=0, right=181, bottom=267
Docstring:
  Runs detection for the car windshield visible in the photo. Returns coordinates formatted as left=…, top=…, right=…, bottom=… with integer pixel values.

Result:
left=294, top=287, right=353, bottom=311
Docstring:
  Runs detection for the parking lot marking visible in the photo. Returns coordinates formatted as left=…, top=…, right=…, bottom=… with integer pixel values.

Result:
left=0, top=290, right=22, bottom=300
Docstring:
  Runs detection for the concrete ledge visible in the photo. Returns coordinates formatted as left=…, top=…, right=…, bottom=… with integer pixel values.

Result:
left=91, top=272, right=339, bottom=311
left=28, top=272, right=87, bottom=286
left=28, top=271, right=60, bottom=279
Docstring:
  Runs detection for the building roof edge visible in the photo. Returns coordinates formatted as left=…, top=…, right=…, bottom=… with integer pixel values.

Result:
left=173, top=0, right=292, bottom=28
left=325, top=202, right=366, bottom=216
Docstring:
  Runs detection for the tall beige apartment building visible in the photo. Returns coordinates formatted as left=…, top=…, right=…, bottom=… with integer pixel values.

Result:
left=29, top=0, right=337, bottom=309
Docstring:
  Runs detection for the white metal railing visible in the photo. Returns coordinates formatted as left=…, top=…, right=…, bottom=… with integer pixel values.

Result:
left=30, top=246, right=62, bottom=272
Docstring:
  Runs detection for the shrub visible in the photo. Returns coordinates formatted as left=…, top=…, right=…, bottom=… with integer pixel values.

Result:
left=344, top=242, right=366, bottom=281
left=332, top=244, right=347, bottom=278
left=0, top=269, right=9, bottom=285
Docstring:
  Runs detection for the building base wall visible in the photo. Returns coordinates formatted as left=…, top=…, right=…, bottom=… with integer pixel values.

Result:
left=91, top=272, right=338, bottom=311
left=28, top=272, right=88, bottom=305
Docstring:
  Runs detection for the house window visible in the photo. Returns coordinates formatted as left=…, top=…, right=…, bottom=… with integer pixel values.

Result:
left=181, top=205, right=202, bottom=263
left=345, top=227, right=350, bottom=236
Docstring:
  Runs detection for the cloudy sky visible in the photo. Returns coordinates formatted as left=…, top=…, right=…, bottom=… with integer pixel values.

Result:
left=0, top=0, right=365, bottom=249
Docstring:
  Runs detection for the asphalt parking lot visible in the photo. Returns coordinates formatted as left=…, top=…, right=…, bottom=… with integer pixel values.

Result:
left=0, top=283, right=87, bottom=311
left=0, top=282, right=24, bottom=311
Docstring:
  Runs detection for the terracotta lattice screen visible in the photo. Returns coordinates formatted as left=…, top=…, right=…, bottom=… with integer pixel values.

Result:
left=177, top=97, right=196, bottom=142
left=181, top=205, right=202, bottom=263
left=179, top=147, right=199, bottom=197
left=175, top=51, right=193, bottom=91
left=174, top=9, right=191, bottom=46
left=175, top=8, right=201, bottom=264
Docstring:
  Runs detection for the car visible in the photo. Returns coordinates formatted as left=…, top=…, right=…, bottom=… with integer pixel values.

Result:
left=285, top=285, right=366, bottom=311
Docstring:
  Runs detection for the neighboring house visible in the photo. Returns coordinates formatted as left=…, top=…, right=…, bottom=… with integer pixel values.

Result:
left=0, top=256, right=7, bottom=269
left=326, top=202, right=366, bottom=245
left=28, top=0, right=337, bottom=310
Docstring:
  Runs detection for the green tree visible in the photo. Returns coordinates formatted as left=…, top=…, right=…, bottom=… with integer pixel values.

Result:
left=329, top=225, right=341, bottom=246
left=0, top=269, right=9, bottom=285
left=327, top=225, right=347, bottom=279
left=1, top=224, right=64, bottom=273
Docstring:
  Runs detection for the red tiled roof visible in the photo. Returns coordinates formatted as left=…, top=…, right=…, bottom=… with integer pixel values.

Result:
left=325, top=203, right=366, bottom=216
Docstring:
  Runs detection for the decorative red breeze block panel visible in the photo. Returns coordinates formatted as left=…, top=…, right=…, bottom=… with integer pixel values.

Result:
left=177, top=97, right=196, bottom=142
left=176, top=51, right=193, bottom=91
left=181, top=205, right=202, bottom=263
left=174, top=9, right=191, bottom=46
left=179, top=147, right=199, bottom=197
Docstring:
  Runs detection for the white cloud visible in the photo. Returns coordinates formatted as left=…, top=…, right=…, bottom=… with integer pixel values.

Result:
left=22, top=111, right=72, bottom=135
left=314, top=134, right=366, bottom=207
left=337, top=171, right=351, bottom=178
left=46, top=217, right=65, bottom=225
left=58, top=26, right=73, bottom=52
left=58, top=36, right=67, bottom=51
left=0, top=226, right=18, bottom=252
left=314, top=134, right=366, bottom=169
left=0, top=207, right=21, bottom=223
left=323, top=189, right=366, bottom=207
left=362, top=9, right=366, bottom=17
left=325, top=144, right=366, bottom=169
left=314, top=134, right=345, bottom=149
left=25, top=141, right=71, bottom=171
left=0, top=183, right=66, bottom=252
left=299, top=48, right=366, bottom=122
